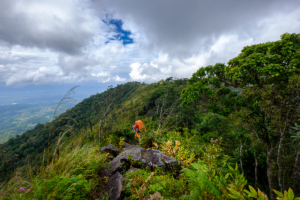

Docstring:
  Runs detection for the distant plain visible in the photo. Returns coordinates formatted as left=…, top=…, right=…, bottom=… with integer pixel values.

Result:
left=0, top=83, right=109, bottom=143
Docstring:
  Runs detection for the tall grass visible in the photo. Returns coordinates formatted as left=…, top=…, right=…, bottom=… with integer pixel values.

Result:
left=0, top=86, right=110, bottom=199
left=1, top=129, right=108, bottom=200
left=47, top=86, right=79, bottom=166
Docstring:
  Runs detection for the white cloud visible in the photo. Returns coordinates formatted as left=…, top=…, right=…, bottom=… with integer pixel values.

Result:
left=91, top=72, right=110, bottom=78
left=91, top=72, right=126, bottom=83
left=39, top=66, right=48, bottom=72
left=256, top=6, right=300, bottom=43
left=129, top=62, right=148, bottom=81
left=114, top=75, right=126, bottom=82
left=129, top=35, right=255, bottom=81
left=0, top=0, right=299, bottom=86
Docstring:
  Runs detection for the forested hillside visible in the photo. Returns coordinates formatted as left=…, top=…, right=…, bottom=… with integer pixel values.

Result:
left=0, top=82, right=142, bottom=181
left=1, top=33, right=300, bottom=200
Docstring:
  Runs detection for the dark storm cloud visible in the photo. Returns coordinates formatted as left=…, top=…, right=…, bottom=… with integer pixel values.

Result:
left=95, top=0, right=300, bottom=58
left=0, top=0, right=94, bottom=55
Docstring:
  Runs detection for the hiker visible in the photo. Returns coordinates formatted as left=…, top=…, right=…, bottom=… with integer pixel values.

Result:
left=132, top=120, right=145, bottom=138
left=132, top=122, right=140, bottom=133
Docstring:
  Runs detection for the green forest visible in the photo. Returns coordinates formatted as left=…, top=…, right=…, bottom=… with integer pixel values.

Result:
left=0, top=33, right=300, bottom=200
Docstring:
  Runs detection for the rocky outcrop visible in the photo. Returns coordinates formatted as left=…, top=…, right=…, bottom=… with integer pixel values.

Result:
left=121, top=142, right=178, bottom=167
left=102, top=155, right=123, bottom=177
left=101, top=144, right=120, bottom=157
left=102, top=143, right=179, bottom=200
left=106, top=172, right=124, bottom=200
left=102, top=143, right=179, bottom=177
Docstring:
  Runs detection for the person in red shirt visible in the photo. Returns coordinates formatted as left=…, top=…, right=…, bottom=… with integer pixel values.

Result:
left=133, top=123, right=139, bottom=132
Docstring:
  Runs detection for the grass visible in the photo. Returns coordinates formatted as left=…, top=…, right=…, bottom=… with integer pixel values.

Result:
left=0, top=129, right=109, bottom=200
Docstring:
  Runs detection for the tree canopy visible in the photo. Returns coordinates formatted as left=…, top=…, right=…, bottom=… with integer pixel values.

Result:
left=181, top=33, right=300, bottom=199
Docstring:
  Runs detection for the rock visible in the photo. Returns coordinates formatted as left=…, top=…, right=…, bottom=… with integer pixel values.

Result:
left=101, top=144, right=120, bottom=157
left=106, top=172, right=124, bottom=200
left=101, top=143, right=178, bottom=200
left=102, top=157, right=123, bottom=177
left=119, top=143, right=179, bottom=168
left=102, top=143, right=179, bottom=177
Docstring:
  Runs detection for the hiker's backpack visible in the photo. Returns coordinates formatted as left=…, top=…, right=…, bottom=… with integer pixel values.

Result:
left=136, top=120, right=145, bottom=131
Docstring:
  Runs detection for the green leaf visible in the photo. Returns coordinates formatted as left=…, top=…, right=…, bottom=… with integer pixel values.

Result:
left=235, top=163, right=238, bottom=171
left=228, top=188, right=244, bottom=199
left=228, top=164, right=234, bottom=171
left=228, top=194, right=241, bottom=199
left=245, top=190, right=257, bottom=198
left=287, top=188, right=295, bottom=200
left=225, top=173, right=229, bottom=179
left=249, top=186, right=258, bottom=196
left=273, top=189, right=283, bottom=198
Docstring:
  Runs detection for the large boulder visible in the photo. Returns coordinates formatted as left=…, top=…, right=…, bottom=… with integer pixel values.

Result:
left=119, top=143, right=179, bottom=168
left=102, top=156, right=123, bottom=177
left=106, top=172, right=124, bottom=200
left=101, top=144, right=120, bottom=157
left=102, top=143, right=179, bottom=200
left=102, top=143, right=179, bottom=177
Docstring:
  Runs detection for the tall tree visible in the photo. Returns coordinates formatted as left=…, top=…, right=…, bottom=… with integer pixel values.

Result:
left=93, top=85, right=122, bottom=145
left=155, top=87, right=180, bottom=132
left=182, top=33, right=300, bottom=199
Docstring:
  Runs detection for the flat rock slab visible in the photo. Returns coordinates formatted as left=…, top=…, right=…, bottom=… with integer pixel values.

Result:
left=106, top=172, right=124, bottom=200
left=101, top=144, right=120, bottom=157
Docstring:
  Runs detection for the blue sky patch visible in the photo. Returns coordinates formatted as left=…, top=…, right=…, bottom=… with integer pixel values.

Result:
left=105, top=19, right=133, bottom=45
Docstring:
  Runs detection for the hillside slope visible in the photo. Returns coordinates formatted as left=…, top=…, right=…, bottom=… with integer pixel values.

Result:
left=1, top=34, right=300, bottom=199
left=0, top=82, right=142, bottom=182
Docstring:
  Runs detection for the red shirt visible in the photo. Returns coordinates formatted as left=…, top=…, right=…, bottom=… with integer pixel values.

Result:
left=133, top=124, right=139, bottom=129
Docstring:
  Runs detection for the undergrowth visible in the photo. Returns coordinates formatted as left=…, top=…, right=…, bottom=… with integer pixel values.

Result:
left=1, top=130, right=108, bottom=200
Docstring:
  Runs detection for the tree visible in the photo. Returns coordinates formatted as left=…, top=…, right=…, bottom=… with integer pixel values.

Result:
left=154, top=86, right=180, bottom=132
left=182, top=33, right=300, bottom=199
left=93, top=85, right=122, bottom=145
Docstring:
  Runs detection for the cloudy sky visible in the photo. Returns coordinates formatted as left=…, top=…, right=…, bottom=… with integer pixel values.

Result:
left=0, top=0, right=300, bottom=87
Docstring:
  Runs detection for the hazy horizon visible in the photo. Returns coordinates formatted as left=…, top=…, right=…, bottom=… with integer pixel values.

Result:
left=0, top=82, right=113, bottom=105
left=0, top=0, right=299, bottom=89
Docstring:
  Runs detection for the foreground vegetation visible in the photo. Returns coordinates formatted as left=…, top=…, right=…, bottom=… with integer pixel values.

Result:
left=1, top=33, right=300, bottom=200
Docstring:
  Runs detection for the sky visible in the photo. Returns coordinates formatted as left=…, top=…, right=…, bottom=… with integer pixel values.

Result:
left=0, top=0, right=300, bottom=90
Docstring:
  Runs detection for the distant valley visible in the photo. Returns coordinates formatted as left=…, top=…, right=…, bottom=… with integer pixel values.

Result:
left=0, top=83, right=110, bottom=143
left=0, top=102, right=77, bottom=143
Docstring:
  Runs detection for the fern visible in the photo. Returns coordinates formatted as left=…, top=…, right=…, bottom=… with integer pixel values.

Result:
left=181, top=160, right=222, bottom=199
